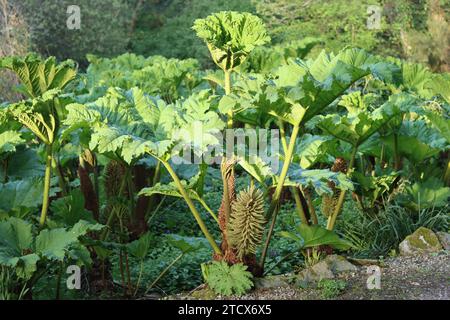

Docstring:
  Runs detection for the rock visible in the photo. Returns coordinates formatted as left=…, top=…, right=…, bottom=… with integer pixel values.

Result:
left=347, top=257, right=380, bottom=266
left=254, top=275, right=293, bottom=289
left=399, top=227, right=443, bottom=256
left=325, top=255, right=358, bottom=273
left=190, top=287, right=216, bottom=300
left=295, top=255, right=357, bottom=287
left=436, top=232, right=450, bottom=251
left=296, top=260, right=335, bottom=287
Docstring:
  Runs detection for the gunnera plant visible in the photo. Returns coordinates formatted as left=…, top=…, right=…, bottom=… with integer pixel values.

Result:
left=228, top=186, right=266, bottom=260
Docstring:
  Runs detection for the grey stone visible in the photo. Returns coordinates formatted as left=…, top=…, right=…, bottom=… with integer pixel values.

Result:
left=295, top=255, right=357, bottom=287
left=296, top=260, right=334, bottom=287
left=399, top=227, right=443, bottom=256
left=436, top=231, right=450, bottom=251
left=325, top=254, right=358, bottom=273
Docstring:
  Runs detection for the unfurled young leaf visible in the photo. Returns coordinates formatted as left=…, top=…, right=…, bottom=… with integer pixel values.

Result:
left=201, top=261, right=253, bottom=296
left=193, top=11, right=270, bottom=71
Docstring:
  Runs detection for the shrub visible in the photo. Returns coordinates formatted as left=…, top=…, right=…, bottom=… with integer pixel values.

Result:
left=14, top=0, right=133, bottom=65
left=317, top=279, right=347, bottom=299
left=337, top=201, right=450, bottom=258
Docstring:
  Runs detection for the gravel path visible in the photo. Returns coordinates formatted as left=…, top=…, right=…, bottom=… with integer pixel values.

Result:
left=169, top=252, right=449, bottom=300
left=240, top=253, right=449, bottom=300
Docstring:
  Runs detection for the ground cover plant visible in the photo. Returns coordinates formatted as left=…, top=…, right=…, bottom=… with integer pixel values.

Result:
left=0, top=5, right=449, bottom=300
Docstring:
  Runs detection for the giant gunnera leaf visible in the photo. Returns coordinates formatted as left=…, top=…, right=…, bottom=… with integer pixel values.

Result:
left=0, top=218, right=38, bottom=279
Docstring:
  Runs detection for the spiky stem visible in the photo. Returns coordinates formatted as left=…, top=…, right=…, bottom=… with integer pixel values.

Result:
left=224, top=70, right=233, bottom=128
left=444, top=159, right=450, bottom=186
left=259, top=124, right=300, bottom=269
left=280, top=121, right=308, bottom=224
left=162, top=161, right=221, bottom=255
left=393, top=133, right=401, bottom=170
left=52, top=156, right=67, bottom=196
left=39, top=144, right=53, bottom=226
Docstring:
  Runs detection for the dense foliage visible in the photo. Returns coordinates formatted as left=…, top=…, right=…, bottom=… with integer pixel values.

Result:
left=0, top=7, right=449, bottom=300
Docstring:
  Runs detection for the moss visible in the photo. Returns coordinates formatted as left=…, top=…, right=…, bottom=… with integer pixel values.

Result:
left=406, top=227, right=441, bottom=250
left=190, top=287, right=216, bottom=300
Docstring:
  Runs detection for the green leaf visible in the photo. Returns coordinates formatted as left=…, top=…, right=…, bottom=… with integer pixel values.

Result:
left=50, top=189, right=96, bottom=226
left=127, top=232, right=153, bottom=260
left=85, top=53, right=199, bottom=101
left=289, top=168, right=354, bottom=195
left=0, top=55, right=76, bottom=98
left=68, top=243, right=92, bottom=267
left=193, top=11, right=270, bottom=70
left=315, top=93, right=413, bottom=147
left=0, top=178, right=56, bottom=213
left=3, top=148, right=45, bottom=180
left=399, top=178, right=450, bottom=210
left=240, top=37, right=321, bottom=74
left=0, top=131, right=24, bottom=154
left=0, top=218, right=38, bottom=279
left=35, top=228, right=78, bottom=261
left=382, top=120, right=448, bottom=163
left=167, top=234, right=209, bottom=254
left=427, top=112, right=450, bottom=143
left=70, top=220, right=104, bottom=237
left=34, top=221, right=101, bottom=262
left=237, top=155, right=275, bottom=190
left=398, top=62, right=432, bottom=98
left=201, top=261, right=253, bottom=296
left=281, top=224, right=353, bottom=250
left=294, top=134, right=333, bottom=169
left=241, top=48, right=396, bottom=127
left=139, top=181, right=202, bottom=202
left=0, top=218, right=33, bottom=256
left=65, top=88, right=223, bottom=164
left=427, top=73, right=450, bottom=104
